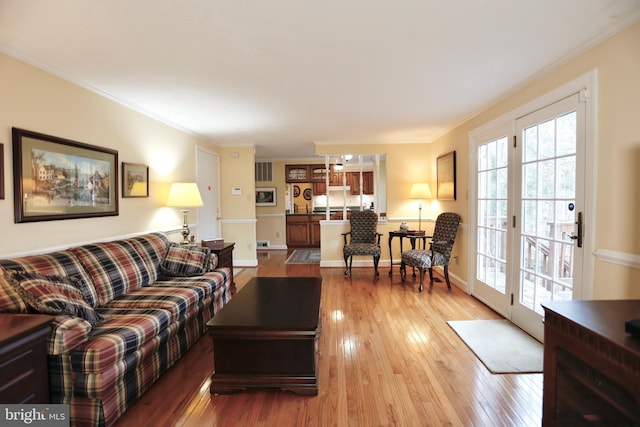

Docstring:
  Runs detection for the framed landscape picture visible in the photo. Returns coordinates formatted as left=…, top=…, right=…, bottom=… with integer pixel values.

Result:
left=122, top=162, right=149, bottom=198
left=255, top=187, right=276, bottom=206
left=437, top=151, right=456, bottom=200
left=12, top=127, right=119, bottom=223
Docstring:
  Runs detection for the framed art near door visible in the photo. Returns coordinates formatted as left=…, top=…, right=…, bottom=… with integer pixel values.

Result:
left=12, top=127, right=119, bottom=223
left=0, top=143, right=4, bottom=200
left=437, top=151, right=456, bottom=200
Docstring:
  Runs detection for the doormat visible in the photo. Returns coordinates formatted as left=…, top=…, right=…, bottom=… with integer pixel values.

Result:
left=447, top=319, right=543, bottom=374
left=285, top=249, right=321, bottom=264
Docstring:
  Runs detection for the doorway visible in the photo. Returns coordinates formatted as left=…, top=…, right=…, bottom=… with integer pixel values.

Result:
left=470, top=74, right=595, bottom=342
left=196, top=146, right=221, bottom=240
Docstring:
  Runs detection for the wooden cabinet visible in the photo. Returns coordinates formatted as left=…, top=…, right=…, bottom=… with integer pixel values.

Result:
left=541, top=300, right=640, bottom=426
left=201, top=241, right=235, bottom=291
left=312, top=182, right=326, bottom=196
left=286, top=215, right=323, bottom=248
left=0, top=314, right=53, bottom=403
left=286, top=215, right=311, bottom=247
left=363, top=171, right=374, bottom=194
left=310, top=165, right=330, bottom=182
left=310, top=215, right=323, bottom=247
left=346, top=172, right=359, bottom=194
left=285, top=165, right=310, bottom=183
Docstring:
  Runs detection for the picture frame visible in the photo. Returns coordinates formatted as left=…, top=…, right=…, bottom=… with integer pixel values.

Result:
left=122, top=162, right=149, bottom=198
left=0, top=143, right=4, bottom=200
left=437, top=151, right=456, bottom=200
left=12, top=127, right=119, bottom=223
left=255, top=187, right=277, bottom=206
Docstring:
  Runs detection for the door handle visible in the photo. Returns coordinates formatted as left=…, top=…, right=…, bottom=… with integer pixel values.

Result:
left=562, top=212, right=583, bottom=248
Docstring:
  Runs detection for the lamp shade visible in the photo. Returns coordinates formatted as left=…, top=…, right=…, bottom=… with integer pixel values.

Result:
left=409, top=183, right=432, bottom=200
left=166, top=183, right=204, bottom=207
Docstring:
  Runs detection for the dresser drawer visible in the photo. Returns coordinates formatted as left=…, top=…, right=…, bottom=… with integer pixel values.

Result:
left=0, top=315, right=52, bottom=403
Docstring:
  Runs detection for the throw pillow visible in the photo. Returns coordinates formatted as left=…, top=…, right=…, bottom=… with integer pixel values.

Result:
left=7, top=271, right=106, bottom=326
left=161, top=243, right=211, bottom=277
left=207, top=253, right=219, bottom=271
left=0, top=269, right=28, bottom=313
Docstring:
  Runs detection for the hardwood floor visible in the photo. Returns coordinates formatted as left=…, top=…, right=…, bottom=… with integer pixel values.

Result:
left=115, top=250, right=542, bottom=427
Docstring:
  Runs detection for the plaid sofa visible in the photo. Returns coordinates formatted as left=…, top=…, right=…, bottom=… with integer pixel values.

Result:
left=0, top=232, right=233, bottom=427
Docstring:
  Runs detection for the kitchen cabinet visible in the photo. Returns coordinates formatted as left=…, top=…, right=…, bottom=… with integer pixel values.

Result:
left=363, top=171, right=374, bottom=194
left=311, top=165, right=330, bottom=182
left=312, top=182, right=326, bottom=196
left=286, top=215, right=323, bottom=248
left=285, top=165, right=310, bottom=183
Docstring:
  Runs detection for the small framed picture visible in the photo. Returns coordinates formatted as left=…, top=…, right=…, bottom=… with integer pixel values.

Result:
left=256, top=187, right=276, bottom=206
left=122, top=162, right=149, bottom=198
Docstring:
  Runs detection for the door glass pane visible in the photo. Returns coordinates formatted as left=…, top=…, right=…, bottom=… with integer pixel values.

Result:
left=476, top=136, right=508, bottom=294
left=519, top=111, right=577, bottom=314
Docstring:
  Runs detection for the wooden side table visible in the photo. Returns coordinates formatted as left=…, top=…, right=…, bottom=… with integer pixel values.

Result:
left=202, top=241, right=235, bottom=290
left=388, top=230, right=429, bottom=275
left=0, top=314, right=53, bottom=403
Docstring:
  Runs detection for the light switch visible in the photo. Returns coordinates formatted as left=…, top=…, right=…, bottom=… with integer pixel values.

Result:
left=231, top=187, right=242, bottom=195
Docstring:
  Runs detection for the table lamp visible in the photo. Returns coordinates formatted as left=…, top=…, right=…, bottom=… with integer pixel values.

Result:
left=166, top=182, right=204, bottom=244
left=409, top=183, right=432, bottom=231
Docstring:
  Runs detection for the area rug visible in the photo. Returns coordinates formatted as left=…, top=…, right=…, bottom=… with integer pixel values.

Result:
left=285, top=249, right=321, bottom=264
left=447, top=319, right=543, bottom=374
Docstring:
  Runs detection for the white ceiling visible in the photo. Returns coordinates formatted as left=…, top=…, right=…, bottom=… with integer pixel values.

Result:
left=1, top=1, right=639, bottom=159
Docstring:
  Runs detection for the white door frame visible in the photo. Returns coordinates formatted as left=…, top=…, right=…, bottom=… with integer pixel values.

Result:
left=468, top=70, right=598, bottom=321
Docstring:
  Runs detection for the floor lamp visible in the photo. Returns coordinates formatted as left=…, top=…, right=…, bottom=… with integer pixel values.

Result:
left=166, top=182, right=204, bottom=244
left=409, top=183, right=432, bottom=232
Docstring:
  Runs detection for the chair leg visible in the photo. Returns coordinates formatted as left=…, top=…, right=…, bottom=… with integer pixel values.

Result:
left=418, top=268, right=425, bottom=292
left=373, top=255, right=380, bottom=276
left=428, top=268, right=434, bottom=282
left=349, top=256, right=353, bottom=275
left=400, top=261, right=406, bottom=281
left=344, top=255, right=350, bottom=276
left=443, top=265, right=452, bottom=289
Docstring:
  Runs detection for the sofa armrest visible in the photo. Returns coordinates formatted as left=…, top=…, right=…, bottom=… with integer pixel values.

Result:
left=48, top=315, right=92, bottom=355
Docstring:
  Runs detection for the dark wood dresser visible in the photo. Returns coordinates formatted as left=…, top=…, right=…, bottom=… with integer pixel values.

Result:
left=0, top=314, right=53, bottom=403
left=541, top=300, right=640, bottom=426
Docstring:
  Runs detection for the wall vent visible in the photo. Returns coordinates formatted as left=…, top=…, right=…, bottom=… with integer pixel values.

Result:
left=256, top=240, right=269, bottom=248
left=255, top=162, right=273, bottom=182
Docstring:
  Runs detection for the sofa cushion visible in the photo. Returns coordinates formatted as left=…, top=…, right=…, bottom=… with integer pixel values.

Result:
left=154, top=269, right=230, bottom=299
left=0, top=250, right=99, bottom=307
left=71, top=307, right=173, bottom=373
left=70, top=241, right=153, bottom=305
left=127, top=232, right=171, bottom=283
left=160, top=243, right=210, bottom=277
left=7, top=271, right=105, bottom=326
left=103, top=285, right=204, bottom=322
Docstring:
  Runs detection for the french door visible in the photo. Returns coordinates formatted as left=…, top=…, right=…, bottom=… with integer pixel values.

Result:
left=472, top=90, right=589, bottom=342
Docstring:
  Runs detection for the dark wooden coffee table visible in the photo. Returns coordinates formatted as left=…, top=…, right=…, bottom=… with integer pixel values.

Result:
left=207, top=276, right=322, bottom=395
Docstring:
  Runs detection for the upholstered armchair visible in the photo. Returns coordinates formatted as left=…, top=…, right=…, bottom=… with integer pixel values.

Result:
left=342, top=210, right=382, bottom=277
left=400, top=212, right=461, bottom=292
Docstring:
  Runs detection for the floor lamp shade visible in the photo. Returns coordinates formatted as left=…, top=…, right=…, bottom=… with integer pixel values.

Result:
left=166, top=183, right=204, bottom=244
left=410, top=183, right=432, bottom=231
